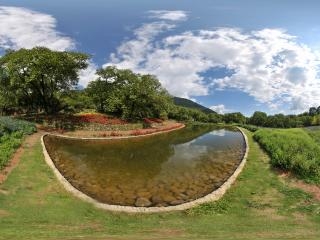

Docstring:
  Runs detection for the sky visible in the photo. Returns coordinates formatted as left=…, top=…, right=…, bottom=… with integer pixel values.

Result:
left=1, top=0, right=320, bottom=116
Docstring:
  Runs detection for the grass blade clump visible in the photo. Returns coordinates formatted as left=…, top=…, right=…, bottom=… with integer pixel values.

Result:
left=254, top=128, right=320, bottom=184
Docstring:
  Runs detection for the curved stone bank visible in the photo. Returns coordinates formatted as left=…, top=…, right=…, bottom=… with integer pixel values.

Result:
left=41, top=127, right=249, bottom=213
left=48, top=123, right=185, bottom=140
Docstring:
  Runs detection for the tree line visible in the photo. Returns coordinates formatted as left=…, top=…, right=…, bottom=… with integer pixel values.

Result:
left=0, top=47, right=221, bottom=122
left=0, top=47, right=319, bottom=127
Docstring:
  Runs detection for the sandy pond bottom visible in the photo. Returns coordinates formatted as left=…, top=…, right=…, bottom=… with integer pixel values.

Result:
left=44, top=125, right=246, bottom=207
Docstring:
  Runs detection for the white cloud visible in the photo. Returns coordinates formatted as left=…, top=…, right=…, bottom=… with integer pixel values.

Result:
left=0, top=6, right=97, bottom=87
left=107, top=16, right=320, bottom=113
left=148, top=10, right=188, bottom=21
left=78, top=61, right=98, bottom=88
left=0, top=6, right=74, bottom=51
left=210, top=129, right=226, bottom=137
left=106, top=20, right=208, bottom=98
left=109, top=21, right=175, bottom=70
left=210, top=104, right=230, bottom=114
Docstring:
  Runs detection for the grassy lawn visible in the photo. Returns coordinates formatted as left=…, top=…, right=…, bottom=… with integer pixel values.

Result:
left=0, top=129, right=319, bottom=239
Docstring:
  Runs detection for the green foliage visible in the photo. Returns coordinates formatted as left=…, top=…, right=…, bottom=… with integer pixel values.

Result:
left=237, top=124, right=260, bottom=132
left=0, top=132, right=23, bottom=169
left=0, top=117, right=36, bottom=136
left=248, top=111, right=316, bottom=128
left=254, top=128, right=320, bottom=183
left=223, top=112, right=246, bottom=124
left=0, top=47, right=89, bottom=114
left=168, top=105, right=218, bottom=123
left=86, top=79, right=110, bottom=112
left=173, top=97, right=216, bottom=114
left=249, top=111, right=267, bottom=126
left=87, top=66, right=173, bottom=120
left=0, top=117, right=36, bottom=169
left=309, top=107, right=318, bottom=116
left=61, top=90, right=94, bottom=113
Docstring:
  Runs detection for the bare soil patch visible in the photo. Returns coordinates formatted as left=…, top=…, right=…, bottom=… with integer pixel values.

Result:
left=291, top=180, right=320, bottom=201
left=277, top=169, right=320, bottom=201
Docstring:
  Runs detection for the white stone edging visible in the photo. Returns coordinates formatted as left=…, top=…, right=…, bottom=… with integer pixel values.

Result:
left=41, top=127, right=249, bottom=213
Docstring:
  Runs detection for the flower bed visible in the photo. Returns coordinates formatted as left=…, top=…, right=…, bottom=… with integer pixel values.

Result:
left=92, top=122, right=183, bottom=138
left=75, top=114, right=127, bottom=125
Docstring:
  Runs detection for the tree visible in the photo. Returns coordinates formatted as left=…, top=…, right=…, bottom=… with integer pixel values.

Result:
left=249, top=111, right=268, bottom=126
left=168, top=106, right=192, bottom=121
left=208, top=113, right=222, bottom=123
left=89, top=66, right=173, bottom=120
left=86, top=79, right=111, bottom=112
left=0, top=47, right=89, bottom=114
left=309, top=107, right=317, bottom=116
left=61, top=90, right=94, bottom=113
left=0, top=67, right=16, bottom=115
left=223, top=112, right=246, bottom=124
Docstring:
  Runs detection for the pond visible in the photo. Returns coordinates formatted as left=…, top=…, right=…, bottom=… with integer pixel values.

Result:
left=43, top=125, right=246, bottom=207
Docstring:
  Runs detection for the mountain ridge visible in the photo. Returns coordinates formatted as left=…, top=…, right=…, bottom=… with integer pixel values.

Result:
left=173, top=97, right=216, bottom=114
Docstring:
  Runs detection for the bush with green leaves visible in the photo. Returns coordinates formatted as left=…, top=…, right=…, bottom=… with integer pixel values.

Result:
left=254, top=128, right=320, bottom=184
left=0, top=117, right=36, bottom=169
left=0, top=117, right=36, bottom=136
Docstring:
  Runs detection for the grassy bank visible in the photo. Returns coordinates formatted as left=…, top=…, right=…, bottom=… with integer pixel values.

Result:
left=254, top=128, right=320, bottom=184
left=305, top=127, right=320, bottom=145
left=0, top=117, right=36, bottom=169
left=0, top=129, right=319, bottom=239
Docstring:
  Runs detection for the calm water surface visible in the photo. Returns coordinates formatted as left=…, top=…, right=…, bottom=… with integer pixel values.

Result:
left=44, top=125, right=246, bottom=207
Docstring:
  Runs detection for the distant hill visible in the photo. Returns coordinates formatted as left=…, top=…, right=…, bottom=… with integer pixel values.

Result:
left=173, top=97, right=216, bottom=114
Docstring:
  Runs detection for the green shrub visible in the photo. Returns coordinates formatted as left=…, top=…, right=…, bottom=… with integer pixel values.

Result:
left=254, top=128, right=320, bottom=184
left=0, top=117, right=36, bottom=169
left=0, top=117, right=36, bottom=135
left=237, top=124, right=260, bottom=132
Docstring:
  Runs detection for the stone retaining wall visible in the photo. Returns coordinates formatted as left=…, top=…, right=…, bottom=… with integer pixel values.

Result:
left=41, top=127, right=249, bottom=213
left=47, top=124, right=185, bottom=140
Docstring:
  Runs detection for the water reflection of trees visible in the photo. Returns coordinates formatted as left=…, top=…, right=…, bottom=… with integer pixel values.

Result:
left=44, top=125, right=239, bottom=184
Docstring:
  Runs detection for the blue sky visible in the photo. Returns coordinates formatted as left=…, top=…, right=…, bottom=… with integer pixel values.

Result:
left=1, top=1, right=320, bottom=116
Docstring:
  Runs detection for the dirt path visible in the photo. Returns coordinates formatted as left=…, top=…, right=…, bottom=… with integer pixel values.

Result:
left=0, top=131, right=43, bottom=185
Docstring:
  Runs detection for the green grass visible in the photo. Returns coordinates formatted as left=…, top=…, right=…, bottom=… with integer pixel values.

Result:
left=0, top=129, right=319, bottom=239
left=305, top=127, right=320, bottom=145
left=254, top=128, right=320, bottom=184
left=236, top=124, right=260, bottom=132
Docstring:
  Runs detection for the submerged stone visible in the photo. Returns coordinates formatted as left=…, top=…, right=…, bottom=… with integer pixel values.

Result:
left=135, top=197, right=152, bottom=207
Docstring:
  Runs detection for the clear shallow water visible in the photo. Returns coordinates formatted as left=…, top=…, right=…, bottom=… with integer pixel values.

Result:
left=44, top=125, right=246, bottom=207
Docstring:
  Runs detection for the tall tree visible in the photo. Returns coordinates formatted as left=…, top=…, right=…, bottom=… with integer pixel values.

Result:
left=223, top=112, right=246, bottom=124
left=88, top=66, right=173, bottom=120
left=0, top=47, right=89, bottom=114
left=309, top=107, right=317, bottom=116
left=250, top=111, right=268, bottom=126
